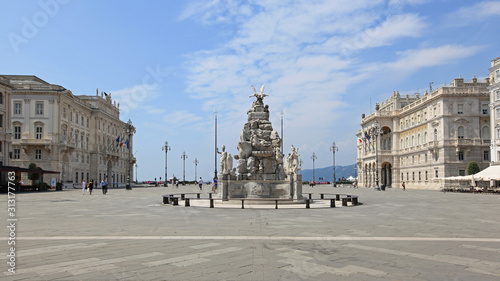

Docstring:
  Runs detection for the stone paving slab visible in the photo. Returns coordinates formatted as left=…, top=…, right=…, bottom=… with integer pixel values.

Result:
left=1, top=184, right=500, bottom=280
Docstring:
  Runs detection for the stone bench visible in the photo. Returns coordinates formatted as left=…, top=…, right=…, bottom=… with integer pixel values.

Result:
left=162, top=195, right=179, bottom=206
left=228, top=198, right=293, bottom=209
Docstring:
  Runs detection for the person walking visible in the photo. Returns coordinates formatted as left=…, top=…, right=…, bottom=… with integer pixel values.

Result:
left=82, top=179, right=87, bottom=195
left=101, top=178, right=108, bottom=195
left=198, top=177, right=203, bottom=190
left=212, top=177, right=218, bottom=193
left=88, top=179, right=94, bottom=195
left=402, top=181, right=406, bottom=191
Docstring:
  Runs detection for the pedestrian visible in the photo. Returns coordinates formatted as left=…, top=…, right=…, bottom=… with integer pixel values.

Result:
left=198, top=177, right=203, bottom=190
left=402, top=181, right=405, bottom=191
left=101, top=178, right=107, bottom=195
left=82, top=179, right=87, bottom=195
left=175, top=180, right=179, bottom=187
left=212, top=177, right=218, bottom=193
left=88, top=179, right=94, bottom=195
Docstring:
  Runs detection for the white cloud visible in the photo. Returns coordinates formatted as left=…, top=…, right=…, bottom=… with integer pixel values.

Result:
left=444, top=1, right=500, bottom=26
left=386, top=44, right=484, bottom=72
left=112, top=83, right=160, bottom=117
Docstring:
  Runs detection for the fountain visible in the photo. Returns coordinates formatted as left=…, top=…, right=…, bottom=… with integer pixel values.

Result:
left=218, top=84, right=303, bottom=202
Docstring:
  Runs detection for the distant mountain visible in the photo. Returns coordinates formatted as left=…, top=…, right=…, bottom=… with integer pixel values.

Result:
left=300, top=164, right=357, bottom=182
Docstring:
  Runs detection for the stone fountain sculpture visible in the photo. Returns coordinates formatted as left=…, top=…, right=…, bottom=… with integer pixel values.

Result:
left=218, top=84, right=303, bottom=201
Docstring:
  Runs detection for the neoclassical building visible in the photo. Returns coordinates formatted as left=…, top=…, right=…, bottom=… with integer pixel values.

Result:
left=0, top=76, right=13, bottom=167
left=357, top=76, right=491, bottom=190
left=489, top=57, right=500, bottom=164
left=3, top=75, right=135, bottom=185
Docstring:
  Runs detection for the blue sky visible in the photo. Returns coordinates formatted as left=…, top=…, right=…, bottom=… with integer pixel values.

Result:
left=2, top=0, right=500, bottom=182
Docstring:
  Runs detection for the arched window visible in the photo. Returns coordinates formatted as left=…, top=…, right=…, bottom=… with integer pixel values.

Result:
left=457, top=126, right=465, bottom=139
left=411, top=135, right=414, bottom=146
left=481, top=126, right=490, bottom=139
left=417, top=134, right=420, bottom=145
left=434, top=129, right=438, bottom=141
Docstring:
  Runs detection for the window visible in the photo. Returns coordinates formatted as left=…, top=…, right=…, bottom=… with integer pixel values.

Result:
left=481, top=126, right=490, bottom=139
left=63, top=107, right=66, bottom=118
left=0, top=141, right=2, bottom=152
left=76, top=113, right=78, bottom=124
left=435, top=170, right=438, bottom=178
left=0, top=114, right=3, bottom=127
left=425, top=154, right=428, bottom=163
left=418, top=171, right=421, bottom=180
left=496, top=108, right=500, bottom=119
left=14, top=102, right=22, bottom=114
left=76, top=154, right=79, bottom=162
left=406, top=172, right=409, bottom=181
left=76, top=172, right=78, bottom=183
left=457, top=104, right=463, bottom=115
left=62, top=128, right=67, bottom=141
left=425, top=171, right=428, bottom=180
left=0, top=92, right=2, bottom=104
left=482, top=104, right=489, bottom=115
left=484, top=151, right=490, bottom=161
left=457, top=126, right=465, bottom=139
left=401, top=173, right=403, bottom=181
left=35, top=149, right=41, bottom=159
left=412, top=172, right=415, bottom=181
left=35, top=126, right=43, bottom=139
left=458, top=151, right=464, bottom=161
left=81, top=116, right=84, bottom=125
left=81, top=135, right=84, bottom=149
left=14, top=126, right=21, bottom=139
left=434, top=129, right=438, bottom=141
left=13, top=149, right=20, bottom=159
left=424, top=111, right=427, bottom=120
left=434, top=107, right=437, bottom=117
left=412, top=156, right=415, bottom=164
left=87, top=118, right=89, bottom=128
left=496, top=91, right=500, bottom=101
left=87, top=155, right=89, bottom=163
left=86, top=137, right=89, bottom=150
left=496, top=69, right=500, bottom=79
left=459, top=170, right=465, bottom=176
left=35, top=102, right=43, bottom=115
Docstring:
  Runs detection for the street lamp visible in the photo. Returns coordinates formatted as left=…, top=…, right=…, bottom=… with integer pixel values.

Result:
left=194, top=158, right=199, bottom=181
left=162, top=141, right=171, bottom=186
left=214, top=110, right=218, bottom=179
left=311, top=152, right=317, bottom=184
left=299, top=159, right=303, bottom=174
left=125, top=119, right=133, bottom=190
left=330, top=142, right=338, bottom=187
left=181, top=151, right=188, bottom=185
left=374, top=120, right=380, bottom=191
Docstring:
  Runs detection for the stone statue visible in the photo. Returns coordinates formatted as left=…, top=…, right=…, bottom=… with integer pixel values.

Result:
left=217, top=145, right=228, bottom=174
left=290, top=145, right=300, bottom=174
left=227, top=153, right=233, bottom=173
left=250, top=84, right=268, bottom=102
left=284, top=153, right=292, bottom=175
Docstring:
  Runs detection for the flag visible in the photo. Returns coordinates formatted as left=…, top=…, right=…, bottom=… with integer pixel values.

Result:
left=365, top=132, right=371, bottom=140
left=358, top=138, right=363, bottom=143
left=119, top=141, right=124, bottom=147
left=125, top=139, right=129, bottom=149
left=115, top=136, right=120, bottom=144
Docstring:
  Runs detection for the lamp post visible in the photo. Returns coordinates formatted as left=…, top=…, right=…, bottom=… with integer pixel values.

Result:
left=162, top=141, right=171, bottom=186
left=181, top=151, right=188, bottom=185
left=374, top=120, right=380, bottom=191
left=330, top=142, right=338, bottom=187
left=194, top=158, right=199, bottom=181
left=299, top=159, right=303, bottom=174
left=214, top=110, right=218, bottom=179
left=281, top=111, right=284, bottom=153
left=126, top=119, right=133, bottom=190
left=311, top=152, right=317, bottom=184
left=135, top=163, right=138, bottom=183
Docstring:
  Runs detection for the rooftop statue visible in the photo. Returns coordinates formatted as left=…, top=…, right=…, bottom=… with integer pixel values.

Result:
left=250, top=84, right=268, bottom=105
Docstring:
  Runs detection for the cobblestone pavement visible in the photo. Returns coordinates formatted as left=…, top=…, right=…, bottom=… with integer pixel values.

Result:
left=1, top=184, right=500, bottom=280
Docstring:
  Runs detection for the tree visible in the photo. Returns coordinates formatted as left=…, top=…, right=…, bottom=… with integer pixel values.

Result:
left=27, top=163, right=41, bottom=182
left=467, top=161, right=480, bottom=175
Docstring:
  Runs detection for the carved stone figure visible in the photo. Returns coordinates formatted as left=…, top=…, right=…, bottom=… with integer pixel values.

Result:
left=290, top=145, right=300, bottom=174
left=217, top=145, right=228, bottom=174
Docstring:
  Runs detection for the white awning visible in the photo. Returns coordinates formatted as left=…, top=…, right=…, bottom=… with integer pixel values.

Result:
left=436, top=165, right=500, bottom=181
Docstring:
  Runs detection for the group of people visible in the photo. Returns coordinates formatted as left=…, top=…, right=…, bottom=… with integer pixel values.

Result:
left=82, top=178, right=108, bottom=195
left=197, top=177, right=218, bottom=193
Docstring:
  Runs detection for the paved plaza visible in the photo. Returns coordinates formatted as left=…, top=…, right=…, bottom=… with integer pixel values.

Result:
left=1, top=184, right=500, bottom=280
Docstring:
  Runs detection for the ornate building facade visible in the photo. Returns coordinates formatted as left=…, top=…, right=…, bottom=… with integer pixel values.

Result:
left=0, top=76, right=13, bottom=167
left=2, top=75, right=135, bottom=185
left=357, top=76, right=491, bottom=190
left=489, top=57, right=500, bottom=164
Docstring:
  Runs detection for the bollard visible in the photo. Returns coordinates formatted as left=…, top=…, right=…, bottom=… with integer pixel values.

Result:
left=330, top=199, right=335, bottom=208
left=185, top=198, right=190, bottom=207
left=309, top=193, right=312, bottom=200
left=210, top=199, right=214, bottom=208
left=352, top=197, right=358, bottom=205
left=163, top=196, right=169, bottom=204
left=320, top=194, right=324, bottom=199
left=197, top=193, right=201, bottom=199
left=242, top=200, right=245, bottom=209
left=209, top=193, right=212, bottom=199
left=336, top=194, right=340, bottom=200
left=172, top=198, right=179, bottom=206
left=275, top=200, right=278, bottom=209
left=181, top=194, right=185, bottom=200
left=342, top=198, right=348, bottom=206
left=306, top=199, right=310, bottom=208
